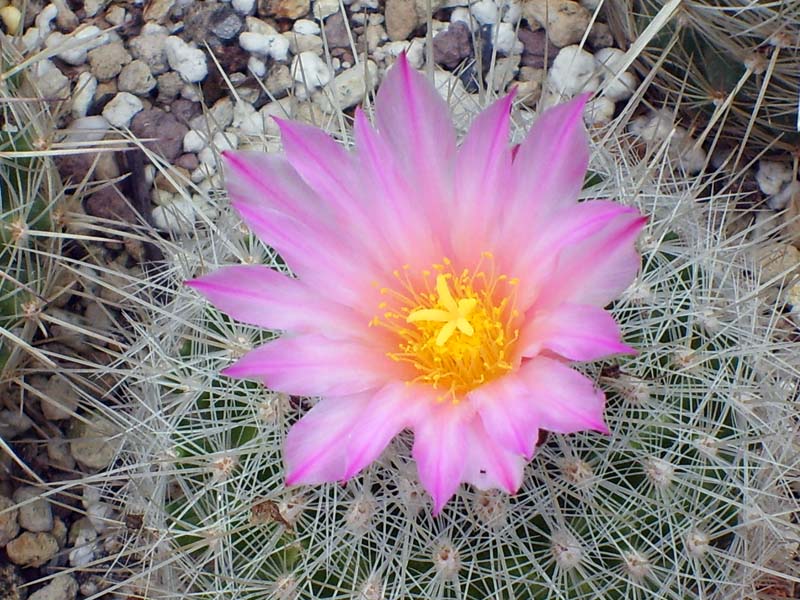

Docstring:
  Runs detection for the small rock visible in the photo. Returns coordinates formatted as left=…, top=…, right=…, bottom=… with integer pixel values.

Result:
left=6, top=532, right=59, bottom=567
left=69, top=414, right=123, bottom=470
left=291, top=51, right=332, bottom=89
left=523, top=0, right=591, bottom=48
left=314, top=60, right=378, bottom=113
left=514, top=78, right=542, bottom=107
left=13, top=487, right=54, bottom=533
left=258, top=0, right=310, bottom=19
left=324, top=13, right=350, bottom=48
left=165, top=36, right=208, bottom=83
left=88, top=42, right=132, bottom=81
left=157, top=71, right=184, bottom=101
left=294, top=19, right=321, bottom=34
left=248, top=55, right=266, bottom=77
left=211, top=6, right=245, bottom=40
left=32, top=60, right=70, bottom=100
left=152, top=199, right=198, bottom=234
left=46, top=26, right=108, bottom=66
left=143, top=0, right=176, bottom=22
left=433, top=22, right=472, bottom=68
left=547, top=44, right=598, bottom=97
left=239, top=31, right=291, bottom=61
left=175, top=153, right=200, bottom=171
left=131, top=108, right=190, bottom=161
left=313, top=0, right=339, bottom=18
left=183, top=130, right=207, bottom=153
left=233, top=0, right=257, bottom=14
left=494, top=22, right=523, bottom=55
left=0, top=410, right=33, bottom=440
left=102, top=92, right=143, bottom=128
left=757, top=160, right=793, bottom=197
left=588, top=21, right=613, bottom=49
left=470, top=0, right=499, bottom=25
left=48, top=438, right=76, bottom=471
left=0, top=5, right=22, bottom=35
left=518, top=28, right=558, bottom=68
left=385, top=0, right=417, bottom=41
left=41, top=375, right=79, bottom=420
left=29, top=574, right=79, bottom=600
left=118, top=60, right=156, bottom=96
left=84, top=186, right=138, bottom=224
left=771, top=180, right=800, bottom=211
left=490, top=55, right=520, bottom=92
left=0, top=565, right=24, bottom=600
left=72, top=71, right=97, bottom=118
left=67, top=518, right=97, bottom=568
left=595, top=47, right=637, bottom=102
left=0, top=495, right=20, bottom=547
left=129, top=30, right=170, bottom=75
left=266, top=63, right=294, bottom=96
left=285, top=31, right=324, bottom=54
left=584, top=96, right=615, bottom=126
left=105, top=4, right=127, bottom=26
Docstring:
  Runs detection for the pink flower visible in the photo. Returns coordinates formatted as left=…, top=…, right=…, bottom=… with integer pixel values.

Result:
left=187, top=54, right=645, bottom=514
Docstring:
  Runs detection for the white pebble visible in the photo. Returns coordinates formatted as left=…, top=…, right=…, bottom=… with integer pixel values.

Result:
left=101, top=92, right=143, bottom=128
left=182, top=130, right=207, bottom=153
left=28, top=575, right=79, bottom=600
left=165, top=36, right=208, bottom=82
left=494, top=22, right=522, bottom=55
left=313, top=0, right=340, bottom=19
left=35, top=3, right=59, bottom=36
left=583, top=97, right=615, bottom=126
left=62, top=116, right=109, bottom=144
left=152, top=198, right=198, bottom=234
left=595, top=47, right=637, bottom=102
left=239, top=31, right=291, bottom=61
left=757, top=160, right=793, bottom=196
left=212, top=131, right=239, bottom=152
left=450, top=7, right=472, bottom=28
left=294, top=19, right=321, bottom=35
left=501, top=0, right=521, bottom=23
left=547, top=45, right=599, bottom=97
left=246, top=16, right=278, bottom=35
left=248, top=56, right=267, bottom=77
left=470, top=0, right=499, bottom=25
left=291, top=51, right=331, bottom=88
left=232, top=0, right=256, bottom=14
left=770, top=180, right=800, bottom=211
left=71, top=71, right=97, bottom=118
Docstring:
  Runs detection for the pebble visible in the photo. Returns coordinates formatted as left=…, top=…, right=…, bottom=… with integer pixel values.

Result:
left=248, top=56, right=267, bottom=77
left=47, top=438, right=76, bottom=471
left=314, top=60, right=378, bottom=113
left=88, top=41, right=132, bottom=81
left=595, top=47, right=636, bottom=102
left=294, top=19, right=321, bottom=34
left=385, top=0, right=417, bottom=41
left=0, top=410, right=33, bottom=439
left=6, top=532, right=59, bottom=567
left=0, top=5, right=22, bottom=35
left=0, top=495, right=20, bottom=547
left=129, top=30, right=170, bottom=76
left=266, top=63, right=294, bottom=96
left=102, top=92, right=144, bottom=128
left=13, top=487, right=54, bottom=533
left=285, top=31, right=324, bottom=55
left=470, top=0, right=499, bottom=25
left=105, top=4, right=127, bottom=26
left=118, top=60, right=156, bottom=96
left=210, top=6, right=245, bottom=40
left=233, top=0, right=257, bottom=14
left=29, top=574, right=79, bottom=600
left=71, top=72, right=97, bottom=118
left=495, top=22, right=523, bottom=55
left=183, top=130, right=208, bottom=153
left=757, top=160, right=793, bottom=196
left=259, top=0, right=311, bottom=19
left=547, top=44, right=599, bottom=97
left=152, top=199, right=199, bottom=234
left=313, top=0, right=340, bottom=18
left=67, top=517, right=97, bottom=568
left=292, top=51, right=332, bottom=89
left=32, top=60, right=70, bottom=100
left=165, top=36, right=208, bottom=83
left=523, top=0, right=590, bottom=48
left=40, top=375, right=79, bottom=420
left=324, top=13, right=350, bottom=48
left=46, top=26, right=108, bottom=66
left=69, top=414, right=123, bottom=470
left=239, top=31, right=291, bottom=61
left=518, top=28, right=559, bottom=68
left=433, top=22, right=472, bottom=68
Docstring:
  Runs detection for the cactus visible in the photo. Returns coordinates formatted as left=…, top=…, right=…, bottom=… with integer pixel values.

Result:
left=90, top=83, right=800, bottom=599
left=603, top=0, right=800, bottom=159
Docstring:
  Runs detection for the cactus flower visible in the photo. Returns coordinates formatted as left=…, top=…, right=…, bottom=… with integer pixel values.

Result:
left=187, top=54, right=646, bottom=514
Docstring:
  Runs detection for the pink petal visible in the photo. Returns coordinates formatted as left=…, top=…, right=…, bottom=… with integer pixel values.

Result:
left=509, top=200, right=642, bottom=310
left=538, top=213, right=647, bottom=308
left=285, top=394, right=371, bottom=485
left=374, top=54, right=456, bottom=232
left=340, top=382, right=425, bottom=480
left=518, top=357, right=609, bottom=434
left=275, top=120, right=394, bottom=272
left=411, top=402, right=470, bottom=515
left=503, top=93, right=590, bottom=230
left=451, top=92, right=516, bottom=263
left=285, top=383, right=424, bottom=485
left=186, top=265, right=362, bottom=337
left=222, top=335, right=398, bottom=397
left=469, top=377, right=541, bottom=459
left=462, top=418, right=526, bottom=493
left=520, top=303, right=635, bottom=361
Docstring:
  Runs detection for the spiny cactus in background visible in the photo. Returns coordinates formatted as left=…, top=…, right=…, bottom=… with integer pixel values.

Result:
left=604, top=0, right=800, bottom=159
left=91, top=86, right=800, bottom=599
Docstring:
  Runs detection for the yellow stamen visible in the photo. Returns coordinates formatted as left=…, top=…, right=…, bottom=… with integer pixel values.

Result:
left=372, top=253, right=521, bottom=402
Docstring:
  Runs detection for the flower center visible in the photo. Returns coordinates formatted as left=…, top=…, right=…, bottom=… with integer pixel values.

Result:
left=371, top=252, right=521, bottom=401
